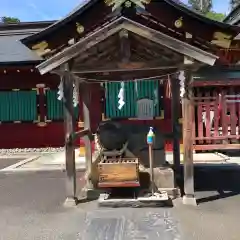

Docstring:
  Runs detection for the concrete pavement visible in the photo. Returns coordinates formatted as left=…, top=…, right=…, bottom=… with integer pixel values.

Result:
left=173, top=164, right=240, bottom=240
left=0, top=157, right=26, bottom=170
left=1, top=150, right=239, bottom=173
left=0, top=165, right=240, bottom=239
left=0, top=150, right=85, bottom=173
left=0, top=171, right=179, bottom=240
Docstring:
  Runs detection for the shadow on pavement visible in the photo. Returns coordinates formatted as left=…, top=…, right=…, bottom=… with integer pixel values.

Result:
left=77, top=198, right=96, bottom=204
left=197, top=190, right=240, bottom=204
left=177, top=164, right=240, bottom=204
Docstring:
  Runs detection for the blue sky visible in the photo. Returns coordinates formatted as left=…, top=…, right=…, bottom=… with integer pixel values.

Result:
left=0, top=0, right=232, bottom=22
left=182, top=0, right=231, bottom=13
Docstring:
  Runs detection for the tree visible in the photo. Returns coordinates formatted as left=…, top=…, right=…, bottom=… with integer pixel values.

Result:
left=187, top=0, right=225, bottom=22
left=230, top=0, right=240, bottom=10
left=205, top=11, right=226, bottom=21
left=0, top=16, right=20, bottom=24
left=188, top=0, right=212, bottom=14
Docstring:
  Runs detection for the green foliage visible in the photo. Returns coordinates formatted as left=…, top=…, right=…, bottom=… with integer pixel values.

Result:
left=205, top=11, right=226, bottom=22
left=188, top=0, right=212, bottom=14
left=187, top=0, right=225, bottom=22
left=0, top=16, right=20, bottom=24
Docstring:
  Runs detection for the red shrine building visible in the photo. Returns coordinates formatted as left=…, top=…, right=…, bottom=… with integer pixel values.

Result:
left=0, top=0, right=240, bottom=153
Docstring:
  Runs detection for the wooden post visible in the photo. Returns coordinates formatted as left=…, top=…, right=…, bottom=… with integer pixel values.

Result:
left=171, top=76, right=181, bottom=185
left=62, top=63, right=77, bottom=206
left=81, top=84, right=93, bottom=191
left=119, top=29, right=130, bottom=64
left=182, top=70, right=197, bottom=206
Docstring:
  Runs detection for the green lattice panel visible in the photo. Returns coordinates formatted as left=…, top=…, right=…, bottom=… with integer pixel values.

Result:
left=105, top=80, right=162, bottom=118
left=46, top=90, right=79, bottom=120
left=0, top=90, right=37, bottom=122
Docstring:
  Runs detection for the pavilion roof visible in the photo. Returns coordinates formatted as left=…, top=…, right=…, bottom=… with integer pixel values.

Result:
left=20, top=0, right=240, bottom=78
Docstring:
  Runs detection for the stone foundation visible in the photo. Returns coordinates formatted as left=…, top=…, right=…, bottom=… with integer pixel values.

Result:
left=144, top=166, right=179, bottom=198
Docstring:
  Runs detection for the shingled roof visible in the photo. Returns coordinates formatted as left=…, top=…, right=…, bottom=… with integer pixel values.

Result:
left=22, top=0, right=240, bottom=48
left=0, top=21, right=54, bottom=64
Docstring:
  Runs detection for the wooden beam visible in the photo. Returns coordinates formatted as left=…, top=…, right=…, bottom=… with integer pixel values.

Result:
left=122, top=18, right=218, bottom=66
left=73, top=67, right=179, bottom=82
left=81, top=83, right=93, bottom=190
left=75, top=61, right=181, bottom=73
left=193, top=80, right=240, bottom=87
left=37, top=17, right=125, bottom=75
left=74, top=58, right=181, bottom=72
left=182, top=70, right=196, bottom=206
left=171, top=76, right=181, bottom=186
left=131, top=48, right=151, bottom=61
left=74, top=45, right=118, bottom=67
left=194, top=144, right=240, bottom=151
left=119, top=29, right=130, bottom=63
left=73, top=65, right=178, bottom=74
left=72, top=128, right=92, bottom=141
left=131, top=45, right=175, bottom=63
left=133, top=47, right=177, bottom=64
left=131, top=34, right=183, bottom=62
left=62, top=63, right=77, bottom=206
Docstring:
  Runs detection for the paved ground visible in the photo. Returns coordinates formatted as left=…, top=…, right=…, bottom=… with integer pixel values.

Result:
left=0, top=151, right=85, bottom=172
left=0, top=151, right=235, bottom=173
left=0, top=165, right=240, bottom=239
left=173, top=165, right=240, bottom=240
left=0, top=158, right=25, bottom=170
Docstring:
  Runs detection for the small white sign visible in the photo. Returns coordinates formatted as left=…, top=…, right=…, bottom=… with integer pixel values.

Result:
left=136, top=98, right=154, bottom=120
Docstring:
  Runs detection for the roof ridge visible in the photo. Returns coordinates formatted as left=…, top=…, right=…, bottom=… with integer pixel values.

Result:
left=0, top=29, right=43, bottom=36
left=0, top=21, right=55, bottom=32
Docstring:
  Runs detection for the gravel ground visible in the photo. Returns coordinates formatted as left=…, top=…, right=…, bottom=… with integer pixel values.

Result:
left=0, top=147, right=64, bottom=155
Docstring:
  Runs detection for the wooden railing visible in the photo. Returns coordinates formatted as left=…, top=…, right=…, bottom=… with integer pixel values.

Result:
left=193, top=86, right=240, bottom=150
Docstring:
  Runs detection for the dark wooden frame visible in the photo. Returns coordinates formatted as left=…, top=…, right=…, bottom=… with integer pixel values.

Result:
left=61, top=63, right=93, bottom=205
left=182, top=70, right=196, bottom=205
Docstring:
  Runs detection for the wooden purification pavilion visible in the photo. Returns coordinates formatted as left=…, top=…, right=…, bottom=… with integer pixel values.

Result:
left=21, top=0, right=240, bottom=205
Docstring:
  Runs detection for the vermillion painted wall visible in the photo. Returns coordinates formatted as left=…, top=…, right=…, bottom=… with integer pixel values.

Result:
left=0, top=68, right=175, bottom=149
left=0, top=68, right=102, bottom=149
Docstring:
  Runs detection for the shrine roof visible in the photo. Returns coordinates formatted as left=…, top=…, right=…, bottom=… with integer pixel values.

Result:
left=21, top=0, right=94, bottom=46
left=21, top=0, right=240, bottom=50
left=0, top=21, right=53, bottom=64
left=19, top=0, right=240, bottom=76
